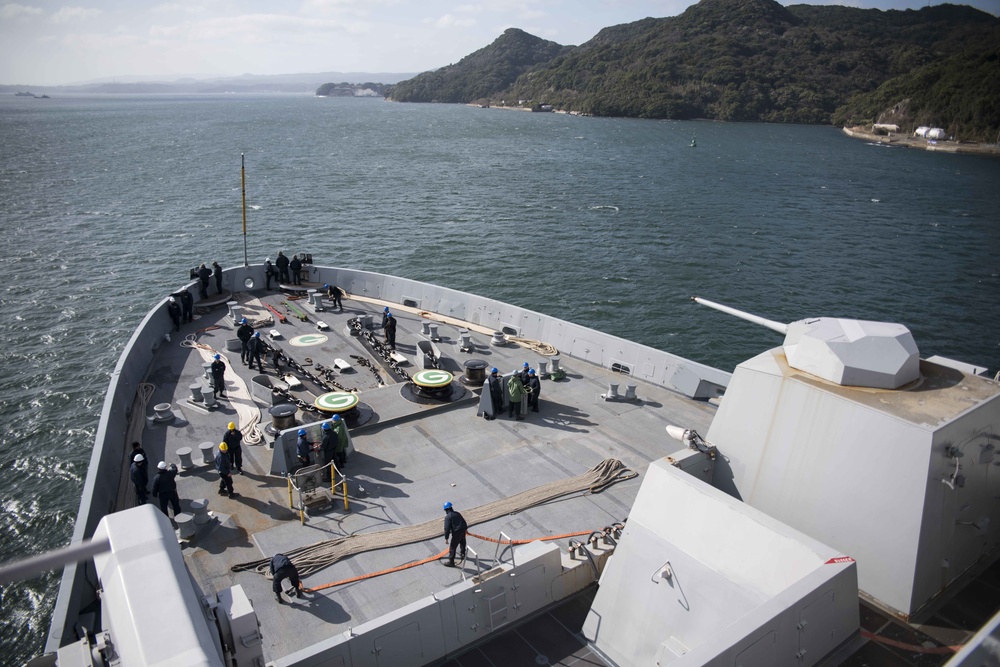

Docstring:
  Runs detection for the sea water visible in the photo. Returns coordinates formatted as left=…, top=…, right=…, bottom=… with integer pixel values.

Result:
left=0, top=93, right=998, bottom=663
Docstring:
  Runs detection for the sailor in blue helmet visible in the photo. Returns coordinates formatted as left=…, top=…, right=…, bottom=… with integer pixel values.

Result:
left=383, top=312, right=397, bottom=351
left=236, top=317, right=254, bottom=365
left=296, top=428, right=312, bottom=468
left=247, top=331, right=264, bottom=372
left=380, top=306, right=391, bottom=329
left=485, top=367, right=504, bottom=420
left=527, top=368, right=541, bottom=413
left=320, top=421, right=336, bottom=481
left=442, top=502, right=467, bottom=567
left=270, top=553, right=303, bottom=604
left=324, top=283, right=344, bottom=311
left=210, top=353, right=227, bottom=398
left=519, top=361, right=531, bottom=384
left=331, top=414, right=349, bottom=469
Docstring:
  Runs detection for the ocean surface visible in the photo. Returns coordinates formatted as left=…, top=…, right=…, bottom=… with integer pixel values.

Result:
left=1, top=93, right=998, bottom=663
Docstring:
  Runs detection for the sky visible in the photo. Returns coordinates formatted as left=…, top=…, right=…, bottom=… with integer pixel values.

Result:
left=2, top=0, right=998, bottom=86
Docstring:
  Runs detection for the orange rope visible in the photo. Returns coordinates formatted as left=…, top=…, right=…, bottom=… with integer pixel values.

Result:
left=305, top=529, right=599, bottom=592
left=466, top=529, right=593, bottom=545
left=306, top=549, right=449, bottom=592
left=860, top=629, right=963, bottom=654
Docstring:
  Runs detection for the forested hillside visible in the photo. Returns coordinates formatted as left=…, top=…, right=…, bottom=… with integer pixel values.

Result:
left=384, top=0, right=1000, bottom=141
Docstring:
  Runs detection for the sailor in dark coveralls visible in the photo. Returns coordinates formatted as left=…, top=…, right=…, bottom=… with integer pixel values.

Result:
left=270, top=553, right=302, bottom=604
left=216, top=442, right=236, bottom=497
left=166, top=297, right=181, bottom=331
left=324, top=283, right=344, bottom=311
left=151, top=461, right=181, bottom=517
left=197, top=263, right=212, bottom=299
left=212, top=261, right=223, bottom=294
left=275, top=251, right=289, bottom=283
left=264, top=259, right=276, bottom=289
left=296, top=428, right=312, bottom=468
left=442, top=502, right=467, bottom=566
left=210, top=353, right=226, bottom=398
left=526, top=368, right=541, bottom=412
left=247, top=332, right=265, bottom=371
left=130, top=453, right=149, bottom=506
left=236, top=317, right=254, bottom=364
left=384, top=312, right=397, bottom=351
left=486, top=368, right=504, bottom=420
left=223, top=421, right=244, bottom=474
left=179, top=288, right=193, bottom=322
left=289, top=254, right=302, bottom=285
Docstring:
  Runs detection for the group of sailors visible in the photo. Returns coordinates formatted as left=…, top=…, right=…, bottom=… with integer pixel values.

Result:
left=264, top=251, right=307, bottom=288
left=485, top=363, right=541, bottom=420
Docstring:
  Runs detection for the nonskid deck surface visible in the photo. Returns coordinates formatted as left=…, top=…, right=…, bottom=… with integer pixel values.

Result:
left=137, top=287, right=717, bottom=663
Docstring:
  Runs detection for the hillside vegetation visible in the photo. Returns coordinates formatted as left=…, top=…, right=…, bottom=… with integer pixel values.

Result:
left=384, top=0, right=1000, bottom=142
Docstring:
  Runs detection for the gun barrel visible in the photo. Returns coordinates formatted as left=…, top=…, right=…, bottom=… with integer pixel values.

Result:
left=691, top=297, right=788, bottom=334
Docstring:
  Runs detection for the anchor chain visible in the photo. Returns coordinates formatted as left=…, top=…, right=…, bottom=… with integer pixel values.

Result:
left=347, top=317, right=412, bottom=382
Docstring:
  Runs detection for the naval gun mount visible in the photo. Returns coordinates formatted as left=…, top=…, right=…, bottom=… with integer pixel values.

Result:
left=692, top=296, right=920, bottom=389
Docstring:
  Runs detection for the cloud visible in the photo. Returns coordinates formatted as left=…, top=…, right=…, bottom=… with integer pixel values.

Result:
left=430, top=13, right=477, bottom=28
left=51, top=6, right=103, bottom=23
left=150, top=13, right=369, bottom=43
left=0, top=3, right=43, bottom=20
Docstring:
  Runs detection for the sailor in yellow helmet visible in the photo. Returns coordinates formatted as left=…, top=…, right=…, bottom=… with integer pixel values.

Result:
left=216, top=441, right=236, bottom=498
left=223, top=421, right=244, bottom=474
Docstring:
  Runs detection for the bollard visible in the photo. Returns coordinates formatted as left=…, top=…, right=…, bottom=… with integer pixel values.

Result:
left=226, top=301, right=239, bottom=321
left=189, top=383, right=204, bottom=403
left=459, top=330, right=472, bottom=351
left=176, top=447, right=193, bottom=469
left=625, top=383, right=638, bottom=400
left=421, top=320, right=431, bottom=336
left=199, top=441, right=216, bottom=465
left=490, top=331, right=506, bottom=347
left=428, top=323, right=439, bottom=340
left=537, top=360, right=548, bottom=377
left=202, top=391, right=217, bottom=408
left=175, top=513, right=196, bottom=539
left=606, top=383, right=620, bottom=400
left=202, top=362, right=214, bottom=384
left=314, top=295, right=325, bottom=311
left=153, top=403, right=173, bottom=421
left=230, top=304, right=243, bottom=326
left=190, top=499, right=211, bottom=525
left=307, top=289, right=317, bottom=306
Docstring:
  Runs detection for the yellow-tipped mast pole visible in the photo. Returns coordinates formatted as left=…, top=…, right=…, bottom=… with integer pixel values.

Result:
left=241, top=153, right=248, bottom=267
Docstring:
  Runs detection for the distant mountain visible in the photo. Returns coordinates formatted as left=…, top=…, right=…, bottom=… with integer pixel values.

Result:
left=387, top=28, right=572, bottom=103
left=0, top=71, right=416, bottom=95
left=385, top=0, right=1000, bottom=141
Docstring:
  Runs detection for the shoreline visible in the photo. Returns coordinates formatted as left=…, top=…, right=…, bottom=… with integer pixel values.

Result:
left=842, top=126, right=1000, bottom=157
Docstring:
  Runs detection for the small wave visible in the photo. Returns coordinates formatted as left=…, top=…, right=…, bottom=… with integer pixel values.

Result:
left=586, top=206, right=619, bottom=213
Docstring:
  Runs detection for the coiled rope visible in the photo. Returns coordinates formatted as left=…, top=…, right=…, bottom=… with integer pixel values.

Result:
left=506, top=336, right=559, bottom=356
left=181, top=332, right=264, bottom=446
left=232, top=458, right=637, bottom=579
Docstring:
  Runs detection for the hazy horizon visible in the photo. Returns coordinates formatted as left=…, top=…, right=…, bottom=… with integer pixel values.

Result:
left=2, top=0, right=998, bottom=87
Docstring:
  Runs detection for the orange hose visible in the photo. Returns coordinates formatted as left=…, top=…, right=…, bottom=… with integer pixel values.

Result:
left=860, top=629, right=963, bottom=654
left=307, top=549, right=449, bottom=592
left=305, top=529, right=602, bottom=592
